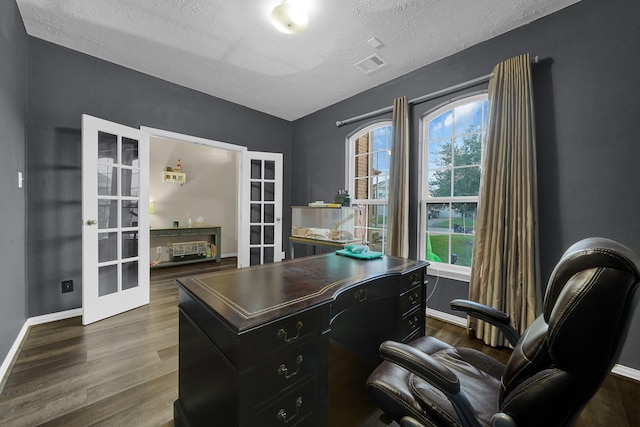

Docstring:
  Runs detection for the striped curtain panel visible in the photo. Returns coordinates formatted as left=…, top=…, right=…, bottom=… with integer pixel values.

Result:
left=468, top=54, right=542, bottom=347
left=387, top=96, right=409, bottom=258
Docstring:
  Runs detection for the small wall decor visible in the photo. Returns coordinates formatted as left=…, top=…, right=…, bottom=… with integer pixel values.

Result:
left=163, top=158, right=186, bottom=184
left=163, top=170, right=186, bottom=184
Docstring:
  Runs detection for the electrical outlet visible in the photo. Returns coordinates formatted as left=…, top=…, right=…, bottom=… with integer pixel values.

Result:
left=156, top=246, right=163, bottom=254
left=61, top=280, right=74, bottom=293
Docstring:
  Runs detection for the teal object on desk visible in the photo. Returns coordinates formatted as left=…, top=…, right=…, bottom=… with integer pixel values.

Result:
left=336, top=244, right=383, bottom=260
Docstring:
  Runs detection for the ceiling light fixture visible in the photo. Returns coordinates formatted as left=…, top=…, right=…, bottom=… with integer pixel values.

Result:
left=271, top=0, right=309, bottom=34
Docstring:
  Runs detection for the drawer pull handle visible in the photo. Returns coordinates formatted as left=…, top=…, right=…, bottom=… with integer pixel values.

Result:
left=277, top=321, right=303, bottom=343
left=277, top=355, right=304, bottom=379
left=277, top=397, right=303, bottom=423
left=408, top=315, right=419, bottom=329
left=409, top=292, right=419, bottom=305
left=354, top=289, right=367, bottom=303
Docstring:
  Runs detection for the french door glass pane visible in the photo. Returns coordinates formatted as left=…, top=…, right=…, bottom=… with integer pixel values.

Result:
left=98, top=264, right=118, bottom=296
left=98, top=232, right=118, bottom=262
left=122, top=231, right=138, bottom=259
left=264, top=247, right=274, bottom=263
left=122, top=200, right=138, bottom=227
left=121, top=137, right=139, bottom=166
left=264, top=160, right=275, bottom=180
left=264, top=182, right=275, bottom=201
left=98, top=132, right=118, bottom=163
left=264, top=225, right=274, bottom=245
left=99, top=199, right=118, bottom=229
left=98, top=164, right=118, bottom=196
left=264, top=204, right=274, bottom=223
left=122, top=261, right=139, bottom=290
left=250, top=248, right=260, bottom=266
left=121, top=168, right=139, bottom=197
left=251, top=159, right=262, bottom=179
left=251, top=203, right=261, bottom=223
left=250, top=226, right=261, bottom=244
left=251, top=182, right=261, bottom=201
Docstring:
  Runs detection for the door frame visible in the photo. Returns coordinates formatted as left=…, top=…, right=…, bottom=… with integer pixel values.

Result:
left=140, top=127, right=248, bottom=267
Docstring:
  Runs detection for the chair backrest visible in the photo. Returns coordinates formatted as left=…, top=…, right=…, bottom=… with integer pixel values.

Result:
left=497, top=237, right=640, bottom=427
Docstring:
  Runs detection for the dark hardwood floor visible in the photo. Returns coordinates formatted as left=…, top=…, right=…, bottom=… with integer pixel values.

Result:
left=0, top=259, right=638, bottom=426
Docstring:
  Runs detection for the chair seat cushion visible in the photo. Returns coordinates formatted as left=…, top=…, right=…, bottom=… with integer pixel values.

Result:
left=367, top=336, right=504, bottom=427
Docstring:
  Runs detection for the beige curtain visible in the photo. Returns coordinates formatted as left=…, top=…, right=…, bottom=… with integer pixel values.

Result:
left=468, top=54, right=542, bottom=347
left=387, top=96, right=409, bottom=258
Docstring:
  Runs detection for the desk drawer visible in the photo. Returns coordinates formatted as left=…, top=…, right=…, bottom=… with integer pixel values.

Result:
left=399, top=308, right=423, bottom=340
left=239, top=307, right=328, bottom=366
left=253, top=378, right=319, bottom=427
left=332, top=277, right=396, bottom=319
left=399, top=284, right=423, bottom=317
left=401, top=268, right=425, bottom=293
left=253, top=338, right=322, bottom=405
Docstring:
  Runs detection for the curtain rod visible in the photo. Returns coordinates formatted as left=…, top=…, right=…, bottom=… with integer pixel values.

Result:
left=336, top=55, right=541, bottom=128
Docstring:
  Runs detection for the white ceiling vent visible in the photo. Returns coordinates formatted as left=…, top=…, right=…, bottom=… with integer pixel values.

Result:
left=354, top=53, right=389, bottom=74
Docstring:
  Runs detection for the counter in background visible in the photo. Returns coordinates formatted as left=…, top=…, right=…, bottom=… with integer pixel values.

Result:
left=150, top=226, right=221, bottom=267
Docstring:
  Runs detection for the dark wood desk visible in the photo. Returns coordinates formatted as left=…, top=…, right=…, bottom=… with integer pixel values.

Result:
left=174, top=254, right=428, bottom=426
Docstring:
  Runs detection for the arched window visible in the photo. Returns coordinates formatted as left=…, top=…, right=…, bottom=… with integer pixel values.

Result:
left=346, top=121, right=392, bottom=253
left=420, top=94, right=488, bottom=279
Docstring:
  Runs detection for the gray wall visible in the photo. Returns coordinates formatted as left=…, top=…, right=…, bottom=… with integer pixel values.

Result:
left=25, top=37, right=292, bottom=316
left=291, top=0, right=640, bottom=369
left=0, top=0, right=27, bottom=365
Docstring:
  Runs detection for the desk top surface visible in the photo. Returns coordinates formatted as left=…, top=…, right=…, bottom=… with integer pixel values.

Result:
left=176, top=254, right=428, bottom=332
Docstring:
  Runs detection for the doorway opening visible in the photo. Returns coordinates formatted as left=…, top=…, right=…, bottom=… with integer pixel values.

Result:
left=142, top=127, right=246, bottom=269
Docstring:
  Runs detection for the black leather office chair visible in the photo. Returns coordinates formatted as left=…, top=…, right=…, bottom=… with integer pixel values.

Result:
left=366, top=237, right=640, bottom=427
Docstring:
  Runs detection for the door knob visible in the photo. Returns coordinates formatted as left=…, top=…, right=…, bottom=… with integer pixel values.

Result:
left=86, top=219, right=97, bottom=225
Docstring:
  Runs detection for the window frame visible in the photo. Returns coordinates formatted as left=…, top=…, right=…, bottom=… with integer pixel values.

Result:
left=345, top=120, right=392, bottom=254
left=418, top=93, right=488, bottom=281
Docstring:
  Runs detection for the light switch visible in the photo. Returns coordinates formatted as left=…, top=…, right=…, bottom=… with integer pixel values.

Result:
left=18, top=172, right=23, bottom=188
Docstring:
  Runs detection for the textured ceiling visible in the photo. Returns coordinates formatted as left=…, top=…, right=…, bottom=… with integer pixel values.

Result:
left=16, top=0, right=581, bottom=121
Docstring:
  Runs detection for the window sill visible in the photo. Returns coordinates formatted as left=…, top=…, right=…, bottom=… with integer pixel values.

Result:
left=426, top=263, right=471, bottom=283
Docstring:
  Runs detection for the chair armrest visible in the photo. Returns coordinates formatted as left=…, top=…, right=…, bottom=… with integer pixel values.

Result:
left=450, top=299, right=520, bottom=346
left=379, top=341, right=484, bottom=427
left=379, top=340, right=459, bottom=394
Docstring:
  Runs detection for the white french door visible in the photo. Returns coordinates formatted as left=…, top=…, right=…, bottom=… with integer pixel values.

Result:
left=238, top=151, right=283, bottom=268
left=82, top=115, right=150, bottom=325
